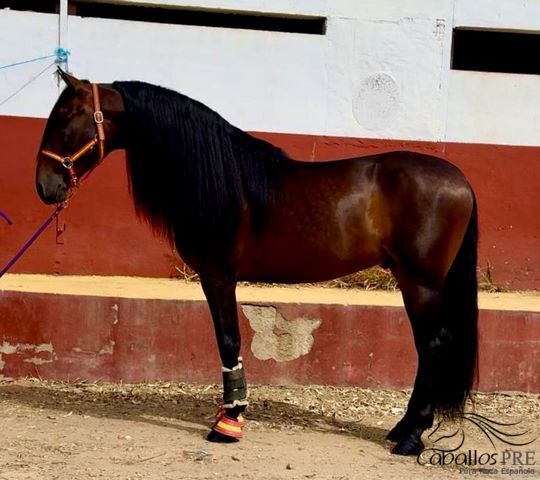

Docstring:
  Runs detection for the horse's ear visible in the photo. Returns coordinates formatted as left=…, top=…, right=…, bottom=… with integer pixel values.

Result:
left=56, top=67, right=84, bottom=90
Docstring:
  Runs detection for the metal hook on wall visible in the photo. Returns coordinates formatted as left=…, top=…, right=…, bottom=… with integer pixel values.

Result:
left=55, top=215, right=66, bottom=244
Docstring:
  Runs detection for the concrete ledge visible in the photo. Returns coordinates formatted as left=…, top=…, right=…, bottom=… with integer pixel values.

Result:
left=0, top=275, right=538, bottom=392
left=2, top=274, right=539, bottom=310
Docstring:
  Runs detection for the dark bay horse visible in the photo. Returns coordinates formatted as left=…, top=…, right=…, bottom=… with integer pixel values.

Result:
left=36, top=70, right=478, bottom=456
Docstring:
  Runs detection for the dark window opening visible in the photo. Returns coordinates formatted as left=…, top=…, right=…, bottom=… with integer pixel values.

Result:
left=452, top=28, right=540, bottom=75
left=0, top=1, right=326, bottom=35
left=0, top=0, right=57, bottom=14
left=75, top=2, right=326, bottom=35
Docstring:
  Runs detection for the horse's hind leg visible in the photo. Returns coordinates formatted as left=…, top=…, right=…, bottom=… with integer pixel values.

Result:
left=200, top=274, right=248, bottom=442
left=386, top=271, right=445, bottom=455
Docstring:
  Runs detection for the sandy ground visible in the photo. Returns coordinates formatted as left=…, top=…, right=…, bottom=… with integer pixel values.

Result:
left=1, top=274, right=539, bottom=312
left=0, top=380, right=538, bottom=480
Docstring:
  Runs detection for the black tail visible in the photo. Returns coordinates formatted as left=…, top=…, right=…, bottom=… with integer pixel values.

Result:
left=436, top=195, right=479, bottom=418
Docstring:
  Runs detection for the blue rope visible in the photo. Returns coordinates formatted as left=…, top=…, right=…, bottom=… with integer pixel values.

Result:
left=0, top=61, right=56, bottom=107
left=0, top=54, right=55, bottom=70
left=0, top=47, right=71, bottom=106
left=54, top=47, right=70, bottom=66
left=0, top=48, right=70, bottom=71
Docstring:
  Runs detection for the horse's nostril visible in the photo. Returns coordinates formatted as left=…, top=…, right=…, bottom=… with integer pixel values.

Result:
left=36, top=181, right=62, bottom=204
left=36, top=182, right=45, bottom=199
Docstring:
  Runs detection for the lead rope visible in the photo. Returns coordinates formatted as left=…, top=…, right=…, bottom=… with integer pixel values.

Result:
left=0, top=202, right=68, bottom=278
left=0, top=50, right=76, bottom=279
left=0, top=210, right=13, bottom=225
left=0, top=150, right=107, bottom=279
left=2, top=80, right=103, bottom=279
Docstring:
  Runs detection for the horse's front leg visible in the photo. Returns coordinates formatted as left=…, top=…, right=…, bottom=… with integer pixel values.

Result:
left=200, top=274, right=248, bottom=442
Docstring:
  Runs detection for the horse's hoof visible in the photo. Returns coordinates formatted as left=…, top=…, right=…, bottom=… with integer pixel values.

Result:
left=386, top=420, right=410, bottom=443
left=391, top=437, right=424, bottom=456
left=207, top=429, right=239, bottom=443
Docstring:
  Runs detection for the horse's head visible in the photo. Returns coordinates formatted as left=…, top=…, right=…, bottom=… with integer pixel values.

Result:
left=36, top=69, right=123, bottom=204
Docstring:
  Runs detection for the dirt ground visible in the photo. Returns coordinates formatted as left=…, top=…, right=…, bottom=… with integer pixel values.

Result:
left=0, top=380, right=538, bottom=480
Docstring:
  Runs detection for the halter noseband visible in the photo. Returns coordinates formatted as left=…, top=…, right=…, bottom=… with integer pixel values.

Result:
left=41, top=83, right=106, bottom=190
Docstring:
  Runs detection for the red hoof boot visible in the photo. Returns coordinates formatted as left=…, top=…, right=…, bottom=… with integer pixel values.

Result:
left=211, top=407, right=245, bottom=441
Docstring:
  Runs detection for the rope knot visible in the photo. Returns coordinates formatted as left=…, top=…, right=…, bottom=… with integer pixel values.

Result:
left=54, top=47, right=70, bottom=65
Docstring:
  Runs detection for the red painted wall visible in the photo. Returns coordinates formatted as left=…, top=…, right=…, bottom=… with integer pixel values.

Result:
left=1, top=115, right=539, bottom=289
left=0, top=290, right=537, bottom=392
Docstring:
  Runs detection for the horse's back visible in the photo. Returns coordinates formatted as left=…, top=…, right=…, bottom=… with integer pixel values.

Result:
left=234, top=150, right=474, bottom=284
left=235, top=155, right=384, bottom=282
left=304, top=150, right=472, bottom=199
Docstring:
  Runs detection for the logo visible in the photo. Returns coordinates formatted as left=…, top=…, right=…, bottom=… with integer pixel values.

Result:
left=417, top=412, right=537, bottom=475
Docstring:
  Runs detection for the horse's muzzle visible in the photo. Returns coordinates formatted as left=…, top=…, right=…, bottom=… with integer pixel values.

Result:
left=36, top=169, right=69, bottom=205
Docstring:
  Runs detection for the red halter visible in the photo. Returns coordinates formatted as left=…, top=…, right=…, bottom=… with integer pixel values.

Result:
left=41, top=83, right=105, bottom=190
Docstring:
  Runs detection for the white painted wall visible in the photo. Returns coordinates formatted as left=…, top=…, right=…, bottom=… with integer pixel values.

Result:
left=68, top=14, right=328, bottom=134
left=0, top=12, right=59, bottom=118
left=0, top=0, right=539, bottom=146
left=446, top=71, right=540, bottom=146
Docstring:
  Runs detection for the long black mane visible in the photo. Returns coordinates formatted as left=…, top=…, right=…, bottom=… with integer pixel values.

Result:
left=112, top=81, right=290, bottom=252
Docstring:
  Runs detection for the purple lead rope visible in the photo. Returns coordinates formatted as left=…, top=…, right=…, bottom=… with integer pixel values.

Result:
left=0, top=202, right=67, bottom=278
left=0, top=209, right=13, bottom=225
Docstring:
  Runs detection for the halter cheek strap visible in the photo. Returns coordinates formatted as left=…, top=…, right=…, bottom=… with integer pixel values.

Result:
left=41, top=83, right=106, bottom=190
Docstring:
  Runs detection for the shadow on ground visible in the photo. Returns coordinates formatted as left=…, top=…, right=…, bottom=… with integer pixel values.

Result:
left=0, top=381, right=392, bottom=450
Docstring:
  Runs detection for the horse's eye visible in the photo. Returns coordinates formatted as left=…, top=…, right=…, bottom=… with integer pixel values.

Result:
left=58, top=105, right=84, bottom=120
